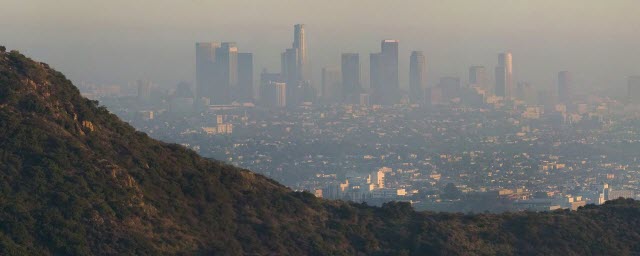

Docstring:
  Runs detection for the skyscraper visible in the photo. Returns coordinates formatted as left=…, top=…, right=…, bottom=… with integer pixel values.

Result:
left=496, top=52, right=513, bottom=99
left=196, top=42, right=252, bottom=104
left=281, top=48, right=299, bottom=105
left=469, top=66, right=488, bottom=90
left=495, top=66, right=507, bottom=98
left=195, top=42, right=219, bottom=100
left=212, top=42, right=238, bottom=104
left=280, top=24, right=313, bottom=106
left=409, top=51, right=427, bottom=104
left=293, top=24, right=309, bottom=82
left=381, top=40, right=400, bottom=104
left=371, top=40, right=400, bottom=105
left=237, top=53, right=253, bottom=102
left=557, top=71, right=572, bottom=104
left=369, top=52, right=382, bottom=103
left=628, top=76, right=640, bottom=104
left=321, top=67, right=341, bottom=103
left=341, top=53, right=361, bottom=103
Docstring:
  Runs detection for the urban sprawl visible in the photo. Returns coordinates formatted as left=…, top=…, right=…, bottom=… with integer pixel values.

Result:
left=79, top=24, right=640, bottom=213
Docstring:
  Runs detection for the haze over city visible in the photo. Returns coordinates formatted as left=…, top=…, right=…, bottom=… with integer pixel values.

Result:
left=6, top=0, right=640, bottom=254
left=2, top=0, right=639, bottom=94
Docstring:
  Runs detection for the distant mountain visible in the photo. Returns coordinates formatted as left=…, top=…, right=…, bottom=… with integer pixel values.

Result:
left=1, top=47, right=640, bottom=255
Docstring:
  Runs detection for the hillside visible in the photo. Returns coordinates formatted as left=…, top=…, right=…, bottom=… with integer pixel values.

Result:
left=1, top=47, right=640, bottom=255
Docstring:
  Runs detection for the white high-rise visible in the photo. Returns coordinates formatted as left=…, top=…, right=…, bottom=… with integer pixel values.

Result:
left=496, top=52, right=513, bottom=99
left=293, top=24, right=309, bottom=82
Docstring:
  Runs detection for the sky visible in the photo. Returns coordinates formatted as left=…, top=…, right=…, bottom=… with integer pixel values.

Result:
left=1, top=0, right=639, bottom=94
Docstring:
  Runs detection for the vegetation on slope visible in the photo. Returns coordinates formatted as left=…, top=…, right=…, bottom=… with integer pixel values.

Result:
left=1, top=47, right=640, bottom=255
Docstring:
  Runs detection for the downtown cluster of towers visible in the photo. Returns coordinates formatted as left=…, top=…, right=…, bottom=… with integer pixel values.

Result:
left=195, top=24, right=576, bottom=108
left=195, top=24, right=311, bottom=108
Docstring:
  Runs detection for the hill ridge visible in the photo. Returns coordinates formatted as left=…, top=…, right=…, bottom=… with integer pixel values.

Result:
left=1, top=47, right=640, bottom=255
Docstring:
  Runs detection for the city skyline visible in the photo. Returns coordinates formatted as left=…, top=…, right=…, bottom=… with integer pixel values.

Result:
left=3, top=1, right=639, bottom=95
left=5, top=2, right=640, bottom=254
left=192, top=30, right=589, bottom=107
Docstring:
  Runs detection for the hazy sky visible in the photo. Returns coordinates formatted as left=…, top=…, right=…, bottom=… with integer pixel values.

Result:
left=1, top=0, right=639, bottom=94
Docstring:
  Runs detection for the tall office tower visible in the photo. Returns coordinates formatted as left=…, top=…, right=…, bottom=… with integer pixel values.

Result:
left=557, top=71, right=572, bottom=104
left=369, top=53, right=382, bottom=103
left=409, top=51, right=427, bottom=104
left=321, top=67, right=341, bottom=103
left=341, top=53, right=361, bottom=103
left=629, top=76, right=640, bottom=104
left=281, top=48, right=300, bottom=106
left=381, top=40, right=400, bottom=104
left=212, top=42, right=238, bottom=104
left=495, top=66, right=507, bottom=98
left=293, top=24, right=309, bottom=82
left=469, top=66, right=488, bottom=90
left=370, top=40, right=400, bottom=105
left=497, top=52, right=513, bottom=99
left=236, top=53, right=253, bottom=102
left=195, top=42, right=220, bottom=100
left=261, top=82, right=287, bottom=108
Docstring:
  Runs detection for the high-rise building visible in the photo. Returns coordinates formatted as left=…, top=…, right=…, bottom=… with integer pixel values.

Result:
left=629, top=76, right=640, bottom=104
left=496, top=52, right=513, bottom=99
left=321, top=67, right=341, bottom=103
left=212, top=42, right=238, bottom=104
left=409, top=51, right=427, bottom=104
left=371, top=40, right=400, bottom=105
left=381, top=40, right=400, bottom=104
left=469, top=66, right=488, bottom=90
left=236, top=53, right=253, bottom=102
left=293, top=24, right=309, bottom=82
left=341, top=53, right=361, bottom=103
left=558, top=71, right=572, bottom=104
left=495, top=66, right=507, bottom=98
left=281, top=48, right=300, bottom=106
left=195, top=42, right=219, bottom=100
left=280, top=24, right=313, bottom=106
left=261, top=82, right=287, bottom=108
left=273, top=82, right=287, bottom=108
left=196, top=42, right=252, bottom=105
left=370, top=52, right=382, bottom=103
